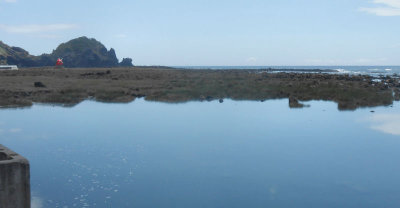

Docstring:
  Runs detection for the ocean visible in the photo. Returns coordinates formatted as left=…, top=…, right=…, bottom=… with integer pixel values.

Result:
left=175, top=66, right=400, bottom=76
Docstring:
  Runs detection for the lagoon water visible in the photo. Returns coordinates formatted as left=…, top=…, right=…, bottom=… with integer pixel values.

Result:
left=1, top=99, right=400, bottom=208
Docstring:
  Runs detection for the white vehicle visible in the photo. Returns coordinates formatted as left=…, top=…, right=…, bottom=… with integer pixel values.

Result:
left=0, top=65, right=18, bottom=70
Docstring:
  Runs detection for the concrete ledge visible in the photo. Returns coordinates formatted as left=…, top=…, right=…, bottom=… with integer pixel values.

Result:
left=0, top=144, right=30, bottom=208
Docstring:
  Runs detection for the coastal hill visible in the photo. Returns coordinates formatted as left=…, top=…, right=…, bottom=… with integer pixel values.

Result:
left=0, top=37, right=133, bottom=68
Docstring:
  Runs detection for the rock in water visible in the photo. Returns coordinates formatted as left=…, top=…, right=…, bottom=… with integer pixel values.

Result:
left=289, top=96, right=304, bottom=108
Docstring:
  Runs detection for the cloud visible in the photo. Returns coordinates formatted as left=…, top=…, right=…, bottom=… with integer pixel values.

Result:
left=36, top=34, right=63, bottom=39
left=246, top=57, right=257, bottom=63
left=360, top=0, right=400, bottom=16
left=369, top=114, right=400, bottom=135
left=390, top=43, right=400, bottom=48
left=115, top=34, right=128, bottom=39
left=304, top=58, right=340, bottom=65
left=355, top=57, right=388, bottom=64
left=375, top=0, right=400, bottom=8
left=0, top=24, right=78, bottom=34
left=9, top=128, right=22, bottom=133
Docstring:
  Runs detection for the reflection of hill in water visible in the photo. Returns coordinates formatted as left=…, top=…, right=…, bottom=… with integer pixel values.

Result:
left=0, top=68, right=399, bottom=110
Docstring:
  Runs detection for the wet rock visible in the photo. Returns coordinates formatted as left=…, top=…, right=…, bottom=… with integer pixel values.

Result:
left=131, top=93, right=146, bottom=98
left=34, top=82, right=46, bottom=88
left=289, top=96, right=304, bottom=108
left=1, top=68, right=398, bottom=110
left=199, top=95, right=205, bottom=101
left=394, top=89, right=400, bottom=101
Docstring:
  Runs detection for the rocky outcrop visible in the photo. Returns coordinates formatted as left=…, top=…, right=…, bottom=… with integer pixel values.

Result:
left=0, top=37, right=133, bottom=68
left=0, top=42, right=38, bottom=66
left=119, top=58, right=134, bottom=67
left=51, top=37, right=119, bottom=67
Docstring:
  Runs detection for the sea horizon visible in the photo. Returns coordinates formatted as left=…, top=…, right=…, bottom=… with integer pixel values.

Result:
left=172, top=65, right=400, bottom=75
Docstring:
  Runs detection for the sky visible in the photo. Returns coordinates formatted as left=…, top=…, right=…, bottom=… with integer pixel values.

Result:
left=0, top=0, right=400, bottom=66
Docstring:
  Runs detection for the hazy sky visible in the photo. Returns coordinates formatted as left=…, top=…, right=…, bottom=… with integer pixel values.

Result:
left=1, top=0, right=399, bottom=66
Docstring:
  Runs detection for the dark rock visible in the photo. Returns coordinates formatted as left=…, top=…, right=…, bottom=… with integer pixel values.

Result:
left=96, top=72, right=107, bottom=76
left=119, top=58, right=134, bottom=67
left=34, top=82, right=46, bottom=88
left=131, top=93, right=146, bottom=98
left=199, top=95, right=205, bottom=101
left=219, top=99, right=224, bottom=103
left=52, top=37, right=119, bottom=68
left=289, top=96, right=304, bottom=108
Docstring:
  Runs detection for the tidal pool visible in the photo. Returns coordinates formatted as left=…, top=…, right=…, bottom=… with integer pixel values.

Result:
left=1, top=99, right=400, bottom=208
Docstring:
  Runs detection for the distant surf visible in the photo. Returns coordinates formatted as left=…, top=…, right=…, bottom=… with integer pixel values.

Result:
left=174, top=66, right=400, bottom=76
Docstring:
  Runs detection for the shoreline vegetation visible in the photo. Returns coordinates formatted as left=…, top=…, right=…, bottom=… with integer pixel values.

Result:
left=1, top=67, right=399, bottom=110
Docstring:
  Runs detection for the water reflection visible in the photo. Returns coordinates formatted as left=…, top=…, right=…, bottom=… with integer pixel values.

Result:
left=31, top=196, right=44, bottom=208
left=369, top=114, right=400, bottom=135
left=1, top=99, right=400, bottom=207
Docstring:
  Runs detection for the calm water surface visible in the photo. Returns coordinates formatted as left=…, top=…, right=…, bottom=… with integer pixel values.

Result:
left=1, top=99, right=400, bottom=208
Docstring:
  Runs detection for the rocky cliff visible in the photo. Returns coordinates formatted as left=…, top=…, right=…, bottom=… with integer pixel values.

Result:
left=0, top=37, right=133, bottom=67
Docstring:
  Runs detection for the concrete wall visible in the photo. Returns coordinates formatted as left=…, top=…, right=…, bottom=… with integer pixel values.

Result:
left=0, top=145, right=30, bottom=208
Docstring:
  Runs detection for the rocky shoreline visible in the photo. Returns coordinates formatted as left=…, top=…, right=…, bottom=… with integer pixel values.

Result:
left=0, top=67, right=399, bottom=110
